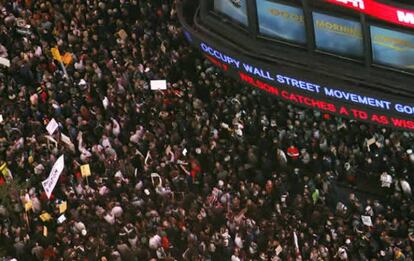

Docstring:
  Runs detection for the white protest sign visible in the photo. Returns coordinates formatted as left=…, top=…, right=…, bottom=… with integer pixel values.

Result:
left=61, top=133, right=75, bottom=152
left=276, top=245, right=283, bottom=256
left=57, top=214, right=66, bottom=224
left=380, top=173, right=392, bottom=188
left=0, top=57, right=10, bottom=67
left=150, top=80, right=167, bottom=90
left=293, top=231, right=299, bottom=250
left=42, top=155, right=65, bottom=199
left=361, top=215, right=373, bottom=227
left=367, top=137, right=376, bottom=151
left=102, top=96, right=109, bottom=109
left=46, top=118, right=59, bottom=135
left=0, top=114, right=3, bottom=123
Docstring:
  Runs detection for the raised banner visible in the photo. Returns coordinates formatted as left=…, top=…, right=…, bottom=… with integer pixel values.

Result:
left=42, top=155, right=65, bottom=199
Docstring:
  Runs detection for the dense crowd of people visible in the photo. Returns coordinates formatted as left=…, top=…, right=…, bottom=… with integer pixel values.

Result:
left=0, top=0, right=413, bottom=260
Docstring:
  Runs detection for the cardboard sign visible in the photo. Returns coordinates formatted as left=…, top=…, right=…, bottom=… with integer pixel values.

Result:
left=80, top=164, right=91, bottom=177
left=59, top=201, right=67, bottom=213
left=46, top=118, right=59, bottom=135
left=150, top=80, right=167, bottom=90
left=50, top=47, right=62, bottom=62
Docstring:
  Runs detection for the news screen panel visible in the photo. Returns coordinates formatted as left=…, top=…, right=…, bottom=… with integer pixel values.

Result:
left=256, top=1, right=307, bottom=44
left=213, top=0, right=248, bottom=25
left=313, top=12, right=364, bottom=57
left=213, top=0, right=414, bottom=73
left=371, top=26, right=414, bottom=70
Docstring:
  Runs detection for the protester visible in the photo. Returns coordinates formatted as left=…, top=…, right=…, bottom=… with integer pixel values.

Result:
left=0, top=0, right=413, bottom=260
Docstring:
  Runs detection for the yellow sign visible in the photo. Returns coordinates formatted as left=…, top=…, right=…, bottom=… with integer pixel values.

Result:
left=59, top=201, right=67, bottom=213
left=50, top=47, right=62, bottom=62
left=0, top=163, right=8, bottom=176
left=25, top=200, right=33, bottom=212
left=0, top=162, right=12, bottom=180
left=62, top=52, right=73, bottom=65
left=80, top=164, right=91, bottom=177
left=39, top=212, right=52, bottom=222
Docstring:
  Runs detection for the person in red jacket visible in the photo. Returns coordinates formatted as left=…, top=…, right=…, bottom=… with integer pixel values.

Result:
left=287, top=145, right=300, bottom=160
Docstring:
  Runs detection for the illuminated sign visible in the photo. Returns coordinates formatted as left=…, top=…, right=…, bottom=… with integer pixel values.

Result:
left=325, top=0, right=414, bottom=28
left=194, top=36, right=414, bottom=130
left=336, top=0, right=365, bottom=10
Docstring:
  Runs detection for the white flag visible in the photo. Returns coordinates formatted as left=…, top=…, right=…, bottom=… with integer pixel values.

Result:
left=42, top=155, right=65, bottom=199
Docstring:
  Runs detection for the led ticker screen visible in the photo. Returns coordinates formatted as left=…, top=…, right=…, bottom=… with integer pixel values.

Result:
left=313, top=12, right=364, bottom=57
left=194, top=40, right=414, bottom=131
left=214, top=0, right=248, bottom=26
left=324, top=0, right=414, bottom=29
left=256, top=0, right=307, bottom=44
left=371, top=26, right=414, bottom=70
